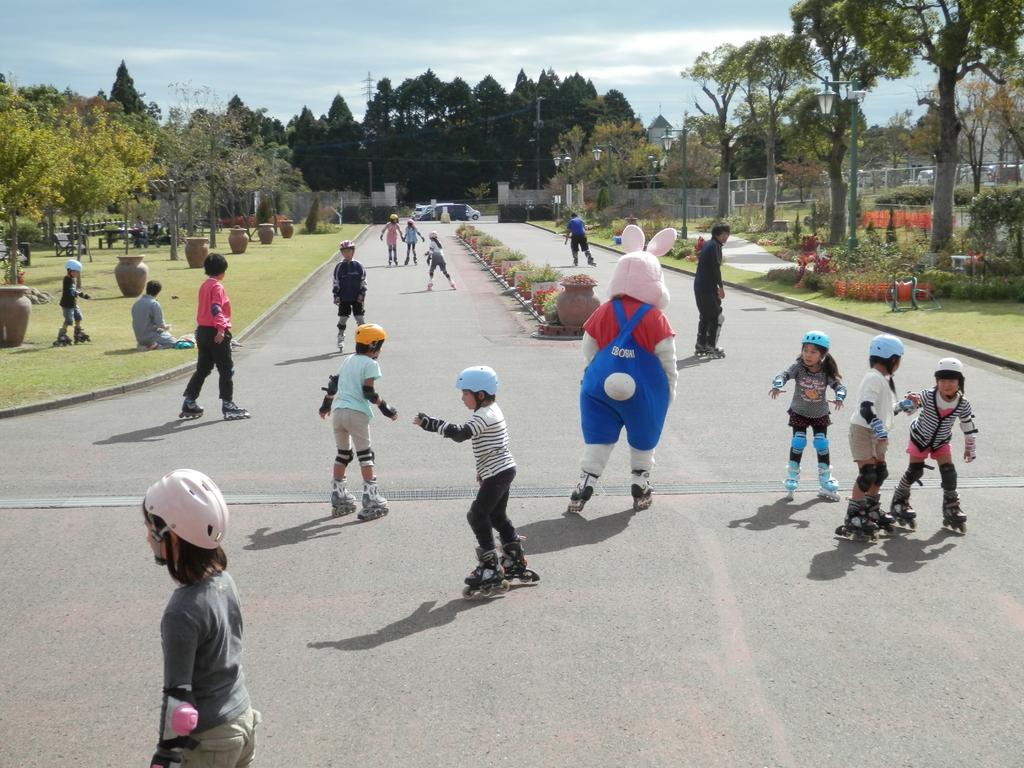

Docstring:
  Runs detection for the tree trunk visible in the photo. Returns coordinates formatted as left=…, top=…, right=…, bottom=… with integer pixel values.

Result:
left=5, top=213, right=18, bottom=286
left=186, top=190, right=194, bottom=236
left=763, top=126, right=777, bottom=228
left=716, top=137, right=732, bottom=220
left=169, top=190, right=180, bottom=261
left=932, top=68, right=960, bottom=252
left=208, top=181, right=217, bottom=249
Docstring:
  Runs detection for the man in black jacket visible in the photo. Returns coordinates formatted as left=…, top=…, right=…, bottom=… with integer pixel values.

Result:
left=693, top=224, right=729, bottom=357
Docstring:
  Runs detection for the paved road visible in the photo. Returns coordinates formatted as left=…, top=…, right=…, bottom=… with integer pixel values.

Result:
left=3, top=223, right=1024, bottom=767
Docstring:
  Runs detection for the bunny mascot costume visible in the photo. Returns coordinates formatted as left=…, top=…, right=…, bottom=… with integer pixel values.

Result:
left=568, top=225, right=678, bottom=513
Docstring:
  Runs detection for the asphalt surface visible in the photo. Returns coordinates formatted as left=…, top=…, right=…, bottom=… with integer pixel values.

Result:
left=2, top=223, right=1024, bottom=767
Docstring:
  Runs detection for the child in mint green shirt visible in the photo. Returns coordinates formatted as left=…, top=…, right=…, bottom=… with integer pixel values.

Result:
left=318, top=323, right=398, bottom=520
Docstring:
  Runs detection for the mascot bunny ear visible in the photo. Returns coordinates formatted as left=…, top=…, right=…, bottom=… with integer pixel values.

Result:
left=621, top=224, right=646, bottom=254
left=645, top=227, right=677, bottom=257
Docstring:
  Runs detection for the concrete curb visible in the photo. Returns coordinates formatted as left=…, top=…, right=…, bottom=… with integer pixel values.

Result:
left=0, top=228, right=369, bottom=420
left=524, top=221, right=1024, bottom=375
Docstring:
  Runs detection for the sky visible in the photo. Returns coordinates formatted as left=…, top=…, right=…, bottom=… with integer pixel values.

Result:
left=2, top=0, right=934, bottom=130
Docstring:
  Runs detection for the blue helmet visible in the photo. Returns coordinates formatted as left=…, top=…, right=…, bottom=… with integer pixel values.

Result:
left=65, top=259, right=83, bottom=272
left=870, top=333, right=904, bottom=359
left=456, top=365, right=498, bottom=395
left=802, top=330, right=830, bottom=350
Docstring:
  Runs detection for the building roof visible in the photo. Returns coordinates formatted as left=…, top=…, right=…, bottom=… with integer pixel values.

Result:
left=647, top=114, right=672, bottom=130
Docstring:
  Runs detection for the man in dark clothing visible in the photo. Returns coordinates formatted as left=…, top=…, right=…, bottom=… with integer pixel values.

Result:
left=693, top=224, right=729, bottom=357
left=564, top=213, right=596, bottom=267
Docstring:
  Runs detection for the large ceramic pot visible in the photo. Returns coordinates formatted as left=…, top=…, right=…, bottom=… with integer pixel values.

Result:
left=0, top=285, right=32, bottom=347
left=555, top=282, right=600, bottom=328
left=114, top=254, right=149, bottom=297
left=228, top=228, right=249, bottom=255
left=279, top=219, right=294, bottom=238
left=185, top=237, right=210, bottom=269
left=257, top=223, right=275, bottom=245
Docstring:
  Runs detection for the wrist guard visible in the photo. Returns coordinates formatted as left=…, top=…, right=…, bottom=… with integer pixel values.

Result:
left=771, top=375, right=785, bottom=390
left=378, top=400, right=397, bottom=418
left=417, top=413, right=443, bottom=432
left=869, top=417, right=888, bottom=440
left=834, top=385, right=847, bottom=402
left=319, top=397, right=333, bottom=416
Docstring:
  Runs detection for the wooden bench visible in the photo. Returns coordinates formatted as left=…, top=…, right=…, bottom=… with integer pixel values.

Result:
left=0, top=242, right=29, bottom=264
left=54, top=233, right=77, bottom=257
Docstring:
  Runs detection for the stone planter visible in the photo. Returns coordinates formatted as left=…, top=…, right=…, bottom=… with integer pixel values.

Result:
left=228, top=228, right=249, bottom=255
left=279, top=219, right=294, bottom=238
left=114, top=254, right=149, bottom=297
left=184, top=237, right=210, bottom=269
left=0, top=285, right=32, bottom=347
left=556, top=282, right=600, bottom=328
left=257, top=223, right=275, bottom=245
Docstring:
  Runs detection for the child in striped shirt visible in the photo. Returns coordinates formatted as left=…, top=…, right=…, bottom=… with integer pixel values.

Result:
left=413, top=365, right=539, bottom=597
left=889, top=357, right=978, bottom=533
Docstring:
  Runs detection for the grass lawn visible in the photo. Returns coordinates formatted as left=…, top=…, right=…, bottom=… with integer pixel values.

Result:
left=1, top=228, right=364, bottom=410
left=531, top=221, right=1024, bottom=364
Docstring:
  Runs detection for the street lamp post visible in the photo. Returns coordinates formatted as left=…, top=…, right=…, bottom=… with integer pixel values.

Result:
left=553, top=153, right=572, bottom=221
left=816, top=81, right=866, bottom=249
left=661, top=121, right=689, bottom=240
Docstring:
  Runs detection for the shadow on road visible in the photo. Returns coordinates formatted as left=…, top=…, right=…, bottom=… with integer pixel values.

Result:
left=275, top=351, right=342, bottom=366
left=245, top=515, right=360, bottom=550
left=94, top=418, right=221, bottom=445
left=728, top=496, right=824, bottom=531
left=677, top=354, right=711, bottom=370
left=308, top=596, right=499, bottom=651
left=807, top=528, right=959, bottom=581
left=515, top=506, right=638, bottom=556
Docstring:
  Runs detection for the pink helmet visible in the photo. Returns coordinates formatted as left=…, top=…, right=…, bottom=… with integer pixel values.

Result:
left=338, top=240, right=356, bottom=250
left=144, top=469, right=229, bottom=549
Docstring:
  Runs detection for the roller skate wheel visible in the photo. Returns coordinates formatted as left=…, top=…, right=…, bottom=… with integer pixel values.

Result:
left=462, top=586, right=475, bottom=599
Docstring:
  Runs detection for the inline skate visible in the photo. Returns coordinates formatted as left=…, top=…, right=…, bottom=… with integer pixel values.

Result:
left=53, top=328, right=72, bottom=347
left=783, top=460, right=800, bottom=499
left=890, top=489, right=916, bottom=530
left=330, top=480, right=357, bottom=517
left=703, top=346, right=726, bottom=359
left=942, top=491, right=967, bottom=534
left=358, top=480, right=389, bottom=521
left=631, top=469, right=654, bottom=510
left=222, top=400, right=251, bottom=420
left=817, top=463, right=840, bottom=502
left=179, top=398, right=204, bottom=420
left=500, top=538, right=540, bottom=586
left=865, top=494, right=894, bottom=533
left=462, top=547, right=509, bottom=599
left=73, top=327, right=91, bottom=344
left=566, top=471, right=598, bottom=515
left=835, top=499, right=879, bottom=542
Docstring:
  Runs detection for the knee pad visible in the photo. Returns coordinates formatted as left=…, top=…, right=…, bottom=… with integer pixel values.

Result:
left=790, top=432, right=808, bottom=455
left=356, top=447, right=375, bottom=467
left=856, top=464, right=877, bottom=493
left=904, top=462, right=925, bottom=485
left=812, top=432, right=829, bottom=456
left=337, top=319, right=347, bottom=330
left=875, top=462, right=889, bottom=485
left=335, top=448, right=353, bottom=466
left=939, top=462, right=957, bottom=491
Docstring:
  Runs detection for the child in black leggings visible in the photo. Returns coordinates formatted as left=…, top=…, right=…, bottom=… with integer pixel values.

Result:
left=425, top=232, right=456, bottom=290
left=413, top=365, right=538, bottom=597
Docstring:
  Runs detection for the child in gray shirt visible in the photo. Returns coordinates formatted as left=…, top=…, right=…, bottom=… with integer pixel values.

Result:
left=132, top=280, right=177, bottom=349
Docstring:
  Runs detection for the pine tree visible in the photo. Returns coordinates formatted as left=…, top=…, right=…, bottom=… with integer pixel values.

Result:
left=305, top=196, right=320, bottom=234
left=110, top=60, right=145, bottom=115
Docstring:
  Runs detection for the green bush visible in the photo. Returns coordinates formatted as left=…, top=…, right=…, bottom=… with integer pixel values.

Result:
left=874, top=185, right=978, bottom=206
left=764, top=267, right=801, bottom=286
left=304, top=196, right=320, bottom=234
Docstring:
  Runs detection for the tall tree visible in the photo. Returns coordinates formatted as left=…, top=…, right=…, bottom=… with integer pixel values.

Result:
left=683, top=45, right=746, bottom=218
left=792, top=0, right=912, bottom=244
left=864, top=0, right=1024, bottom=249
left=110, top=60, right=146, bottom=116
left=738, top=34, right=812, bottom=227
left=957, top=74, right=998, bottom=191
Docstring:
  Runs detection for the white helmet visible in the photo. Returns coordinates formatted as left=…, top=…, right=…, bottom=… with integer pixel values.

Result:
left=935, top=357, right=965, bottom=378
left=143, top=469, right=229, bottom=549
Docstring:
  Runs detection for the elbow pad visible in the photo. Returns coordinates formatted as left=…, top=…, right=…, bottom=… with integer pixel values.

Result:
left=362, top=384, right=380, bottom=404
left=441, top=423, right=473, bottom=443
left=859, top=401, right=877, bottom=422
left=159, top=686, right=199, bottom=750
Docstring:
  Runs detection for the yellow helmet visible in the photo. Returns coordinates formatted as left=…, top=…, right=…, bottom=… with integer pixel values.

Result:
left=355, top=323, right=387, bottom=351
left=389, top=213, right=399, bottom=222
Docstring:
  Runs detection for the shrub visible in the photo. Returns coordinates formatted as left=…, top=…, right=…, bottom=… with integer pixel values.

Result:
left=256, top=195, right=274, bottom=225
left=764, top=267, right=801, bottom=286
left=304, top=196, right=320, bottom=234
